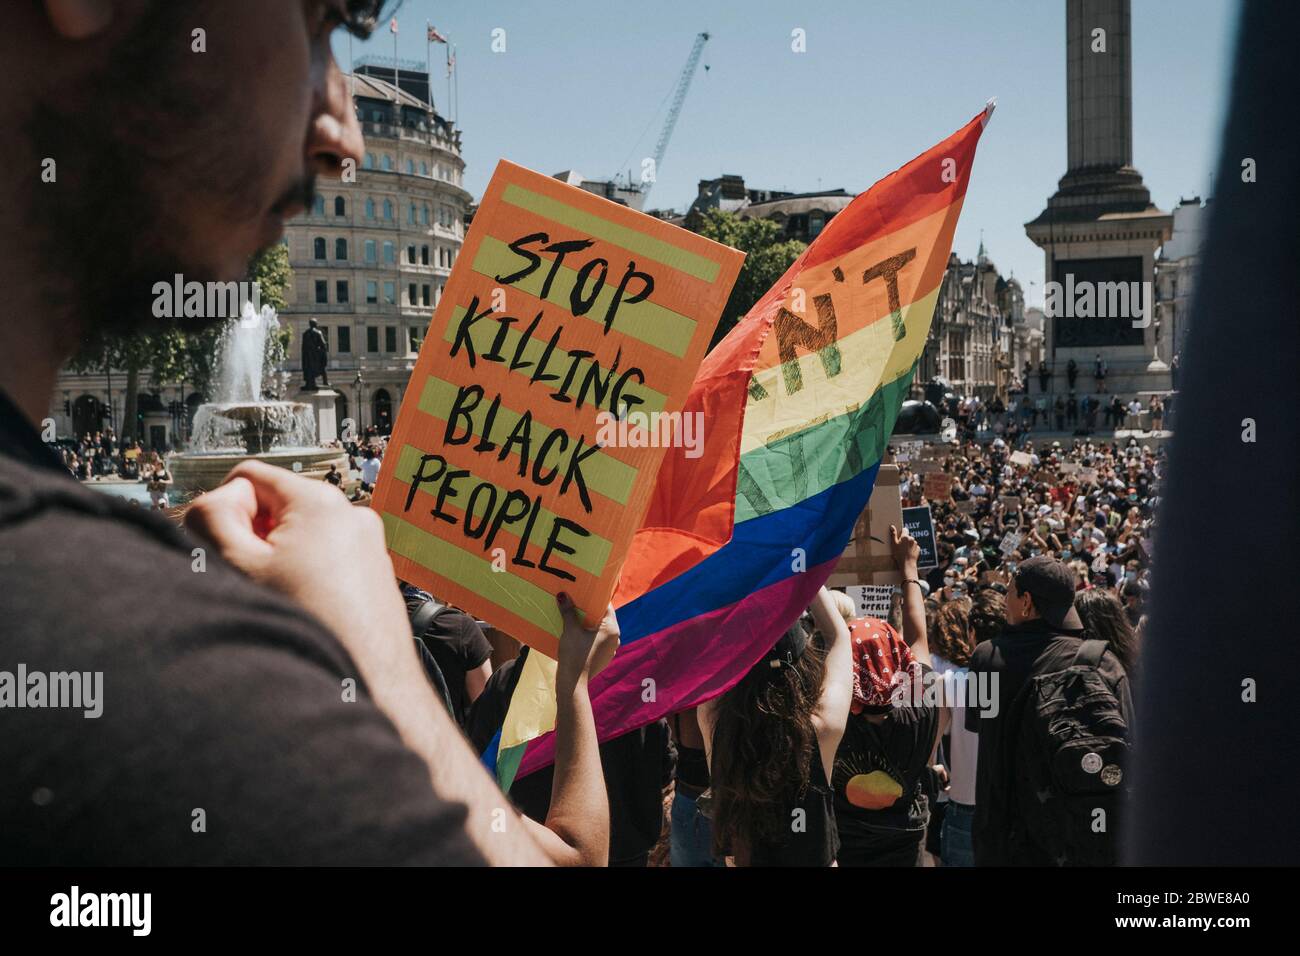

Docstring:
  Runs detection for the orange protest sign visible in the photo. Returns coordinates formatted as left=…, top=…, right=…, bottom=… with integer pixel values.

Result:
left=372, top=161, right=744, bottom=656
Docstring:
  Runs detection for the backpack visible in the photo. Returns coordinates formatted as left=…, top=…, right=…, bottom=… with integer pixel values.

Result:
left=1011, top=638, right=1130, bottom=866
left=408, top=598, right=456, bottom=717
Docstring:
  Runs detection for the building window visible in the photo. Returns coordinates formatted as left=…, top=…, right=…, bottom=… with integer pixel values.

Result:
left=334, top=196, right=345, bottom=216
left=336, top=280, right=349, bottom=303
left=364, top=239, right=376, bottom=263
left=365, top=198, right=375, bottom=219
left=335, top=238, right=348, bottom=260
left=422, top=284, right=431, bottom=306
left=383, top=241, right=395, bottom=264
left=337, top=326, right=351, bottom=353
left=313, top=195, right=325, bottom=216
left=313, top=237, right=326, bottom=259
left=408, top=202, right=417, bottom=225
left=421, top=161, right=429, bottom=176
left=366, top=326, right=379, bottom=352
left=383, top=281, right=396, bottom=305
left=381, top=154, right=392, bottom=171
left=383, top=199, right=393, bottom=221
left=406, top=159, right=415, bottom=174
left=314, top=280, right=328, bottom=304
left=364, top=152, right=375, bottom=169
left=410, top=326, right=422, bottom=352
left=421, top=205, right=430, bottom=225
left=421, top=245, right=429, bottom=266
left=385, top=326, right=398, bottom=353
left=407, top=244, right=416, bottom=264
left=366, top=281, right=378, bottom=304
left=408, top=283, right=417, bottom=305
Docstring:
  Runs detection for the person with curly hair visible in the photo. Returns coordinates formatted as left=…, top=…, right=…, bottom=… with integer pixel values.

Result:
left=698, top=588, right=852, bottom=866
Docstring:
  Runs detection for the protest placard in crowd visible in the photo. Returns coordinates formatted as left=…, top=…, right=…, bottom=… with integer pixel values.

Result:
left=1010, top=450, right=1034, bottom=467
left=999, top=494, right=1021, bottom=511
left=846, top=584, right=897, bottom=620
left=902, top=504, right=938, bottom=569
left=999, top=531, right=1023, bottom=556
left=372, top=161, right=743, bottom=655
left=923, top=471, right=952, bottom=500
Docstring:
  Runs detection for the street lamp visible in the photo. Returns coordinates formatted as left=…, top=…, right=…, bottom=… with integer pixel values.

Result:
left=353, top=371, right=364, bottom=439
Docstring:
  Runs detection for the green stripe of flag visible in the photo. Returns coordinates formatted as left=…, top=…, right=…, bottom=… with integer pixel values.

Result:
left=471, top=235, right=697, bottom=358
left=392, top=444, right=612, bottom=578
left=734, top=366, right=916, bottom=524
left=417, top=375, right=637, bottom=506
left=495, top=741, right=526, bottom=793
left=501, top=183, right=720, bottom=283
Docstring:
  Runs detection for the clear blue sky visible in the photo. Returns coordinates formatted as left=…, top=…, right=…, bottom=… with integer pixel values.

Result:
left=338, top=0, right=1239, bottom=307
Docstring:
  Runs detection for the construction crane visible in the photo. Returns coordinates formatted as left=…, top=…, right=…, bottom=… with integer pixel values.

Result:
left=638, top=31, right=710, bottom=204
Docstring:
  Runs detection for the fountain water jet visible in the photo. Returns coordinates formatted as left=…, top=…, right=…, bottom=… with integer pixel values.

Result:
left=169, top=305, right=348, bottom=494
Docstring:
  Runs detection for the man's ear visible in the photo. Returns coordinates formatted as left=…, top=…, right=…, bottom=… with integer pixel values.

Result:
left=43, top=0, right=114, bottom=40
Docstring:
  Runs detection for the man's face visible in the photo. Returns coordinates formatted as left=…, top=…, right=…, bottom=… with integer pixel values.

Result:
left=23, top=0, right=369, bottom=337
left=1006, top=578, right=1035, bottom=624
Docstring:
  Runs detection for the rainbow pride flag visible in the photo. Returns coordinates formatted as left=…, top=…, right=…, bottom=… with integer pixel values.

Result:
left=487, top=103, right=994, bottom=788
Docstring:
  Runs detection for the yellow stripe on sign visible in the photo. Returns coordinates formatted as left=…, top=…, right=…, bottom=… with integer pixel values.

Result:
left=392, top=444, right=612, bottom=578
left=501, top=183, right=720, bottom=283
left=382, top=512, right=562, bottom=639
left=416, top=375, right=637, bottom=506
left=440, top=306, right=670, bottom=416
left=472, top=235, right=697, bottom=358
left=740, top=284, right=941, bottom=455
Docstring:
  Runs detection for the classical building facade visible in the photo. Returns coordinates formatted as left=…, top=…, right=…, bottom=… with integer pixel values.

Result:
left=48, top=66, right=470, bottom=446
left=1153, top=196, right=1207, bottom=370
left=682, top=174, right=855, bottom=242
left=283, top=67, right=470, bottom=435
left=915, top=245, right=1038, bottom=402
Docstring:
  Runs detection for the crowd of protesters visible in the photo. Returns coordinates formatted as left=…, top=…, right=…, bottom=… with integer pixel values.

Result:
left=406, top=430, right=1149, bottom=868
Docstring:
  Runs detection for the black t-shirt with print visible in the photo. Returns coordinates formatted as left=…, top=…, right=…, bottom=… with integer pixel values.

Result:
left=831, top=664, right=940, bottom=866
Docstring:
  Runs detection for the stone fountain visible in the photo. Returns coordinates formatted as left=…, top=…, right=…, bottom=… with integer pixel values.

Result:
left=169, top=305, right=348, bottom=494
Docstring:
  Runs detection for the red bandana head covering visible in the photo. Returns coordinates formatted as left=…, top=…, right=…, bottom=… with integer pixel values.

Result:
left=847, top=618, right=919, bottom=713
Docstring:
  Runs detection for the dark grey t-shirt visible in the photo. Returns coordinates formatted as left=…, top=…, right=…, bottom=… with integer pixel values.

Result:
left=0, top=429, right=484, bottom=865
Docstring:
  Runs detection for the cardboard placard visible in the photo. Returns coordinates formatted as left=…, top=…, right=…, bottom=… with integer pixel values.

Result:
left=912, top=459, right=944, bottom=474
left=923, top=472, right=952, bottom=501
left=830, top=464, right=903, bottom=588
left=954, top=498, right=976, bottom=513
left=999, top=531, right=1023, bottom=556
left=1009, top=450, right=1034, bottom=467
left=846, top=584, right=896, bottom=621
left=999, top=495, right=1021, bottom=511
left=373, top=160, right=743, bottom=655
left=901, top=505, right=938, bottom=570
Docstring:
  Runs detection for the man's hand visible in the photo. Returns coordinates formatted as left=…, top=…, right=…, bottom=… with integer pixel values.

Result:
left=555, top=594, right=619, bottom=690
left=890, top=524, right=921, bottom=572
left=184, top=461, right=413, bottom=678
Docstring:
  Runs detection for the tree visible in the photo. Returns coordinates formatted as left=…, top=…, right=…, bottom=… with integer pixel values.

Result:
left=66, top=244, right=293, bottom=438
left=689, top=209, right=806, bottom=348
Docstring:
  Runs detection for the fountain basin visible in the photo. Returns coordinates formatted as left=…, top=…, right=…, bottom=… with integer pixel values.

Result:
left=168, top=446, right=349, bottom=495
